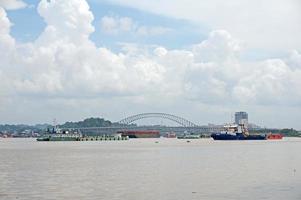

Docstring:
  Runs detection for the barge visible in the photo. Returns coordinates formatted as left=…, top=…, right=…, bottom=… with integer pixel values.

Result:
left=117, top=130, right=160, bottom=138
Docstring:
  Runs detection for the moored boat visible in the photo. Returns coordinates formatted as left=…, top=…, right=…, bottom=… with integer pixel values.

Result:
left=266, top=133, right=283, bottom=140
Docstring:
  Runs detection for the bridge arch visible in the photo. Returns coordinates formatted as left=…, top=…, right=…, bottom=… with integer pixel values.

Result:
left=118, top=113, right=198, bottom=127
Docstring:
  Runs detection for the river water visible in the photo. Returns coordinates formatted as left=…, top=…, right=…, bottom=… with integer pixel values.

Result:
left=0, top=138, right=300, bottom=200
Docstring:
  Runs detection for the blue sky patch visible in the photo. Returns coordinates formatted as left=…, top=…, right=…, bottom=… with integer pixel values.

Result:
left=7, top=0, right=209, bottom=51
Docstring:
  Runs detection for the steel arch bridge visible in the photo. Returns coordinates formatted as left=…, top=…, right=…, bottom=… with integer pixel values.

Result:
left=118, top=113, right=198, bottom=127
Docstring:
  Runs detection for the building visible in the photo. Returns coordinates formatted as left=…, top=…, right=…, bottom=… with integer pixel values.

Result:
left=235, top=111, right=248, bottom=127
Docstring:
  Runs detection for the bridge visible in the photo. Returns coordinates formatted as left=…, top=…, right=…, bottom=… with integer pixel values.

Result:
left=118, top=113, right=198, bottom=127
left=73, top=113, right=224, bottom=136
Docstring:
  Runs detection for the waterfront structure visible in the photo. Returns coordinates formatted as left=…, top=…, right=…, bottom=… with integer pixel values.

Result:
left=235, top=111, right=248, bottom=127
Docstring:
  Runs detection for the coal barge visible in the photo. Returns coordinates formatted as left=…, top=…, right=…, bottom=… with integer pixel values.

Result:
left=117, top=130, right=160, bottom=138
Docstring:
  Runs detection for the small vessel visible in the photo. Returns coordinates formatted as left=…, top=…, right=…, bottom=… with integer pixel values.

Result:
left=177, top=134, right=200, bottom=139
left=164, top=132, right=177, bottom=138
left=211, top=124, right=266, bottom=140
left=266, top=133, right=283, bottom=140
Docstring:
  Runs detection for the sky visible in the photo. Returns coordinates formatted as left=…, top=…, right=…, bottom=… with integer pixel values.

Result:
left=0, top=0, right=300, bottom=129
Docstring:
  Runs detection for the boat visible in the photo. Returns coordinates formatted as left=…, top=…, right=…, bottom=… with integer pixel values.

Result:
left=164, top=132, right=177, bottom=138
left=37, top=128, right=81, bottom=141
left=117, top=130, right=160, bottom=138
left=37, top=134, right=81, bottom=141
left=177, top=134, right=200, bottom=139
left=211, top=124, right=266, bottom=140
left=267, top=133, right=283, bottom=140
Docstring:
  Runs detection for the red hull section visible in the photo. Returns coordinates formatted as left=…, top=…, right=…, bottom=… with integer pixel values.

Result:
left=118, top=130, right=160, bottom=138
left=267, top=133, right=283, bottom=140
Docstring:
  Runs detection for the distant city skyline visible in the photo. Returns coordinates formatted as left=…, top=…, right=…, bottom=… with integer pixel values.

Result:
left=0, top=0, right=300, bottom=129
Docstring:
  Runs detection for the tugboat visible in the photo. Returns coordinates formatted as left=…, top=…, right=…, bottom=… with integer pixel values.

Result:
left=211, top=124, right=266, bottom=140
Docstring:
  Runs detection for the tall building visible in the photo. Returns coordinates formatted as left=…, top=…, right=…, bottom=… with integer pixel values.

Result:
left=235, top=111, right=248, bottom=127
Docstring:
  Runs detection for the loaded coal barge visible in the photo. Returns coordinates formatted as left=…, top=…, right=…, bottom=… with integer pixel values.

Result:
left=117, top=130, right=160, bottom=138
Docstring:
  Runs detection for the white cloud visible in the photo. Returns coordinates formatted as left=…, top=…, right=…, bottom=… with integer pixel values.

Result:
left=37, top=0, right=94, bottom=43
left=0, top=7, right=15, bottom=67
left=286, top=50, right=301, bottom=70
left=0, top=0, right=26, bottom=10
left=233, top=58, right=301, bottom=105
left=136, top=26, right=171, bottom=36
left=100, top=16, right=135, bottom=34
left=192, top=30, right=242, bottom=63
left=105, top=0, right=301, bottom=51
left=153, top=47, right=167, bottom=57
left=0, top=0, right=301, bottom=128
left=0, top=7, right=10, bottom=34
left=100, top=15, right=171, bottom=36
